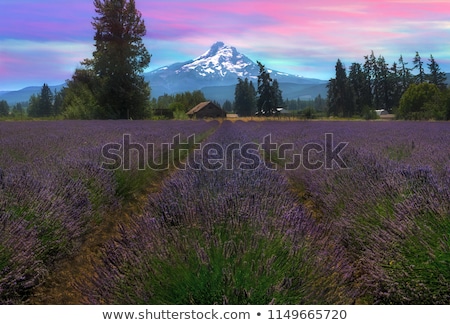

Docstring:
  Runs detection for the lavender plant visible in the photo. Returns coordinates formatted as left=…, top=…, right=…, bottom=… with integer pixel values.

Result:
left=86, top=121, right=357, bottom=304
left=0, top=120, right=216, bottom=304
left=1, top=119, right=448, bottom=304
left=277, top=121, right=450, bottom=304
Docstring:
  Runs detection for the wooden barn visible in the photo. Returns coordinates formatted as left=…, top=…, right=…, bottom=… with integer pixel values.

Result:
left=186, top=101, right=226, bottom=119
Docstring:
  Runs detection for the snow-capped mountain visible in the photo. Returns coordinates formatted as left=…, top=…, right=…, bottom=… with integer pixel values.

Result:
left=178, top=41, right=257, bottom=79
left=145, top=41, right=327, bottom=99
left=0, top=42, right=328, bottom=105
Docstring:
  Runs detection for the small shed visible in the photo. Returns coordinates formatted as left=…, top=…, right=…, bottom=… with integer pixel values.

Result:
left=186, top=101, right=226, bottom=119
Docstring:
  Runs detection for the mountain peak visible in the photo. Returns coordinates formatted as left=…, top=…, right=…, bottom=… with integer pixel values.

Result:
left=196, top=41, right=238, bottom=60
left=144, top=42, right=328, bottom=100
left=180, top=42, right=253, bottom=79
left=210, top=41, right=226, bottom=52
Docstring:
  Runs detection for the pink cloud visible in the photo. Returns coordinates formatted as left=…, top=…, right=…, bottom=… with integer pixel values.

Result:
left=1, top=0, right=449, bottom=89
left=0, top=39, right=93, bottom=90
left=2, top=1, right=93, bottom=41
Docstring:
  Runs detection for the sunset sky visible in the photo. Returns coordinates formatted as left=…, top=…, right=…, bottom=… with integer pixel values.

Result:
left=1, top=0, right=449, bottom=90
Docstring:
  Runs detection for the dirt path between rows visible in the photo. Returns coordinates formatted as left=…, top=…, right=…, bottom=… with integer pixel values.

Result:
left=28, top=183, right=160, bottom=304
left=28, top=126, right=220, bottom=304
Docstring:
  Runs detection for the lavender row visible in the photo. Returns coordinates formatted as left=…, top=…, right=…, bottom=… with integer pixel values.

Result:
left=0, top=120, right=216, bottom=304
left=166, top=120, right=449, bottom=304
left=86, top=121, right=358, bottom=304
left=267, top=121, right=450, bottom=304
left=2, top=119, right=447, bottom=304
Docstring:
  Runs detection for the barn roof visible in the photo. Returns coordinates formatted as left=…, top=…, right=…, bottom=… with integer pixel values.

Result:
left=186, top=101, right=215, bottom=115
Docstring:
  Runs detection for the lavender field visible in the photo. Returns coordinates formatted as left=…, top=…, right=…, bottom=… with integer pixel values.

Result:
left=1, top=120, right=449, bottom=304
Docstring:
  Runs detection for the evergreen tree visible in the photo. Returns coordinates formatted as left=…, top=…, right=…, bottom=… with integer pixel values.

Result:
left=26, top=84, right=53, bottom=117
left=285, top=98, right=299, bottom=111
left=413, top=51, right=425, bottom=84
left=152, top=91, right=207, bottom=117
left=0, top=100, right=9, bottom=117
left=427, top=54, right=447, bottom=89
left=27, top=94, right=40, bottom=118
left=376, top=55, right=391, bottom=110
left=79, top=0, right=151, bottom=119
left=222, top=100, right=233, bottom=112
left=272, top=79, right=283, bottom=109
left=173, top=90, right=206, bottom=111
left=62, top=68, right=103, bottom=119
left=348, top=62, right=370, bottom=115
left=248, top=80, right=257, bottom=113
left=256, top=61, right=281, bottom=116
left=235, top=78, right=248, bottom=116
left=53, top=88, right=64, bottom=116
left=39, top=83, right=53, bottom=117
left=256, top=61, right=273, bottom=115
left=327, top=59, right=354, bottom=117
left=398, top=55, right=412, bottom=93
left=11, top=103, right=24, bottom=118
left=369, top=52, right=384, bottom=109
left=389, top=62, right=402, bottom=110
left=314, top=94, right=326, bottom=112
left=329, top=52, right=447, bottom=118
left=326, top=78, right=337, bottom=116
left=234, top=78, right=256, bottom=116
left=362, top=53, right=374, bottom=108
left=156, top=94, right=175, bottom=110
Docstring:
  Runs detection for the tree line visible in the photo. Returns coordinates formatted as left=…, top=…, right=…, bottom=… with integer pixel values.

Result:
left=3, top=1, right=448, bottom=121
left=150, top=90, right=209, bottom=119
left=327, top=51, right=449, bottom=119
left=0, top=100, right=28, bottom=118
left=63, top=0, right=151, bottom=119
left=4, top=1, right=216, bottom=120
left=232, top=61, right=283, bottom=117
left=232, top=62, right=326, bottom=118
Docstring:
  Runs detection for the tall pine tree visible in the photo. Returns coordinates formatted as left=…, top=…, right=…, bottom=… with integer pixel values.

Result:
left=413, top=51, right=425, bottom=84
left=79, top=0, right=151, bottom=119
left=398, top=55, right=412, bottom=93
left=39, top=84, right=53, bottom=117
left=234, top=78, right=256, bottom=116
left=272, top=79, right=283, bottom=108
left=0, top=100, right=9, bottom=117
left=256, top=61, right=274, bottom=116
left=427, top=54, right=447, bottom=89
left=256, top=61, right=282, bottom=116
left=376, top=55, right=390, bottom=110
left=348, top=62, right=370, bottom=115
left=327, top=59, right=354, bottom=117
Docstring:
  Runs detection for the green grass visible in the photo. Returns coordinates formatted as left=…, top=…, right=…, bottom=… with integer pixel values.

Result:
left=382, top=211, right=450, bottom=303
left=386, top=142, right=414, bottom=161
left=111, top=220, right=311, bottom=304
left=113, top=127, right=218, bottom=205
left=0, top=245, right=12, bottom=271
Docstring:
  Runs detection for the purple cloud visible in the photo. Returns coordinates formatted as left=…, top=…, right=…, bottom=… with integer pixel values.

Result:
left=1, top=0, right=449, bottom=90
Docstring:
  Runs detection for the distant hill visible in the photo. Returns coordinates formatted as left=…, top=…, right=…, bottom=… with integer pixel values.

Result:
left=0, top=42, right=328, bottom=105
left=11, top=42, right=450, bottom=106
left=3, top=67, right=448, bottom=107
left=145, top=41, right=328, bottom=102
left=201, top=83, right=328, bottom=104
left=0, top=84, right=65, bottom=105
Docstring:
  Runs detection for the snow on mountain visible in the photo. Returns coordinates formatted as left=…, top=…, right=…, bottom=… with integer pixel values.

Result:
left=145, top=41, right=327, bottom=98
left=0, top=42, right=327, bottom=105
left=179, top=41, right=255, bottom=78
